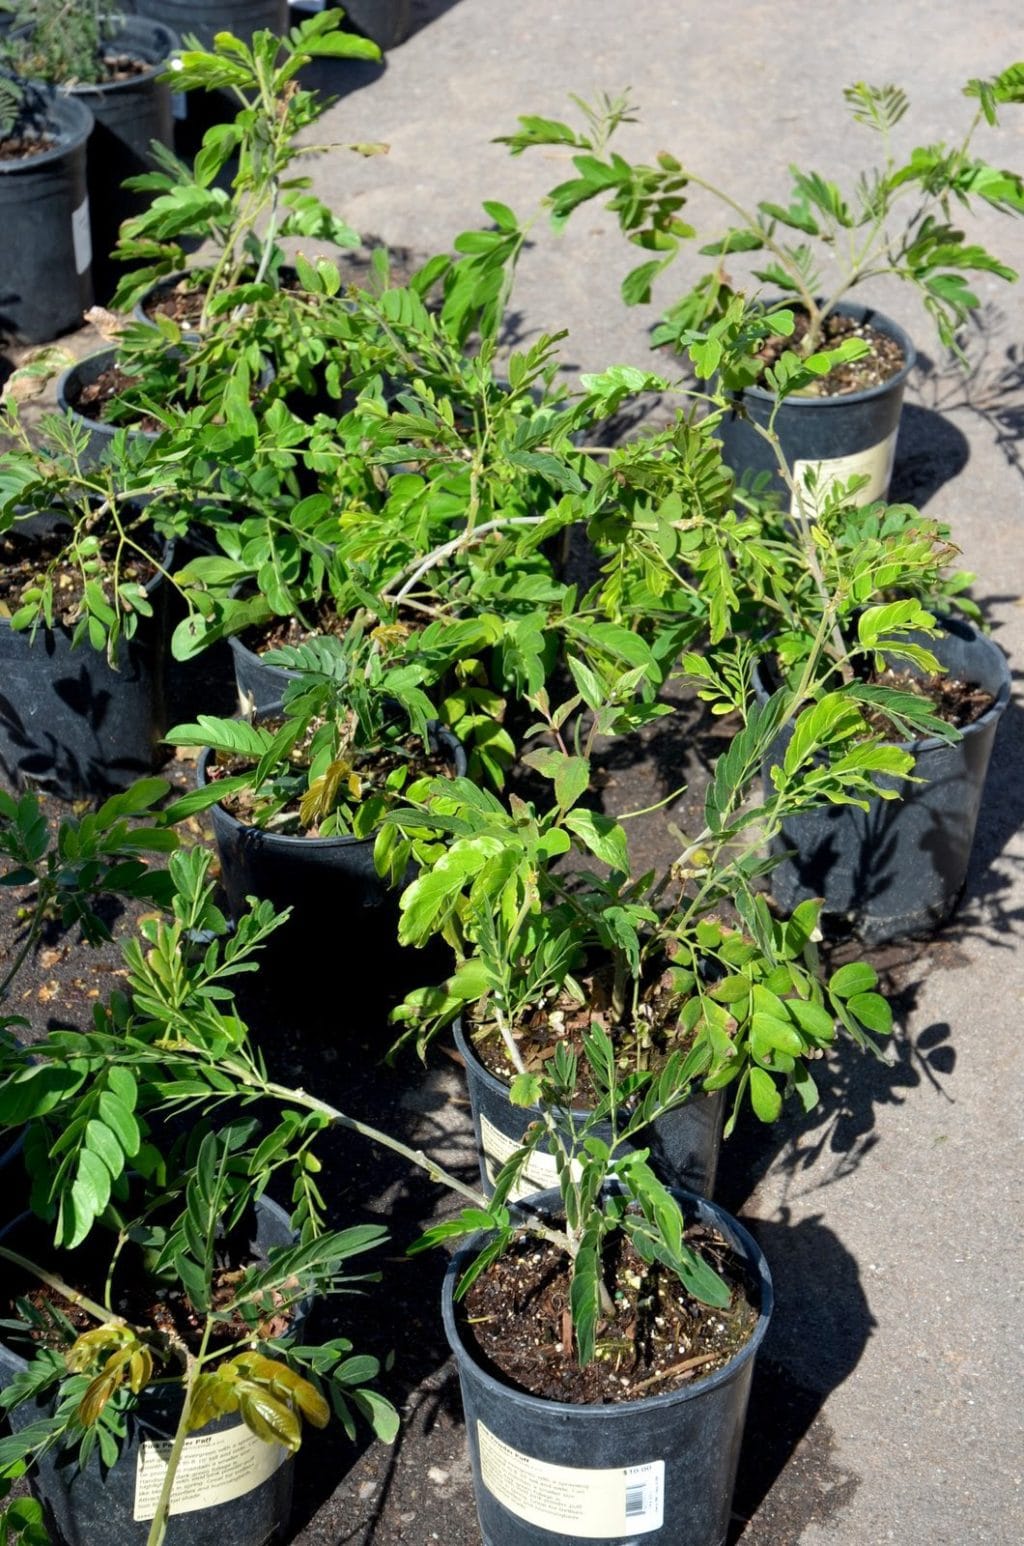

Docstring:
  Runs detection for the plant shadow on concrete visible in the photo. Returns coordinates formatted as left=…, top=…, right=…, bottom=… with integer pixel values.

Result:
left=715, top=969, right=957, bottom=1541
left=912, top=304, right=1024, bottom=487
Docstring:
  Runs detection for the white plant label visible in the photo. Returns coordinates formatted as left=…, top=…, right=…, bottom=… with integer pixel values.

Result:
left=791, top=430, right=898, bottom=518
left=172, top=92, right=188, bottom=121
left=71, top=199, right=91, bottom=277
left=479, top=1112, right=560, bottom=1202
left=133, top=1425, right=286, bottom=1521
left=477, top=1422, right=664, bottom=1537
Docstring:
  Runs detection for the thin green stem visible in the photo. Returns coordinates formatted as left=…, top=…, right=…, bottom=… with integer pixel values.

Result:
left=144, top=1318, right=215, bottom=1546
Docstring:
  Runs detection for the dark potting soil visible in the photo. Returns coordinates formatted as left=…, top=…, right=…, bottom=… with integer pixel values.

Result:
left=9, top=46, right=149, bottom=89
left=863, top=664, right=993, bottom=734
left=240, top=604, right=353, bottom=657
left=68, top=362, right=167, bottom=433
left=468, top=959, right=701, bottom=1108
left=0, top=527, right=159, bottom=625
left=239, top=607, right=420, bottom=659
left=143, top=278, right=207, bottom=329
left=0, top=131, right=57, bottom=162
left=5, top=1235, right=290, bottom=1363
left=460, top=1225, right=760, bottom=1404
left=207, top=729, right=451, bottom=835
left=143, top=267, right=305, bottom=329
left=755, top=310, right=905, bottom=396
left=94, top=50, right=150, bottom=85
left=760, top=651, right=994, bottom=737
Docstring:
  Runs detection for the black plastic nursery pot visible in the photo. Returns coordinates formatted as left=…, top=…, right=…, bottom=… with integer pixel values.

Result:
left=454, top=1019, right=725, bottom=1202
left=0, top=1196, right=298, bottom=1546
left=716, top=302, right=916, bottom=510
left=757, top=618, right=1012, bottom=943
left=60, top=14, right=179, bottom=303
left=0, top=90, right=94, bottom=342
left=341, top=0, right=412, bottom=49
left=0, top=525, right=172, bottom=799
left=444, top=1186, right=773, bottom=1546
left=56, top=345, right=161, bottom=469
left=198, top=717, right=467, bottom=1011
left=229, top=628, right=297, bottom=714
left=132, top=0, right=288, bottom=52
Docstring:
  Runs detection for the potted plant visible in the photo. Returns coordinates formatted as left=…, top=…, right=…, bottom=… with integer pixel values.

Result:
left=0, top=845, right=398, bottom=1546
left=108, top=9, right=382, bottom=323
left=0, top=840, right=774, bottom=1546
left=0, top=775, right=180, bottom=1017
left=741, top=500, right=1010, bottom=940
left=0, top=75, right=93, bottom=341
left=541, top=353, right=1013, bottom=943
left=497, top=65, right=1024, bottom=505
left=678, top=469, right=1012, bottom=939
left=1, top=2, right=179, bottom=301
left=162, top=622, right=470, bottom=1001
left=0, top=398, right=194, bottom=797
left=46, top=11, right=385, bottom=473
left=374, top=635, right=902, bottom=1211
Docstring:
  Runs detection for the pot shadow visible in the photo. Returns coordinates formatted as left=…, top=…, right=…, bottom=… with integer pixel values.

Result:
left=887, top=401, right=969, bottom=507
left=726, top=1210, right=871, bottom=1543
left=405, top=0, right=469, bottom=41
left=938, top=672, right=1024, bottom=947
left=715, top=958, right=953, bottom=1220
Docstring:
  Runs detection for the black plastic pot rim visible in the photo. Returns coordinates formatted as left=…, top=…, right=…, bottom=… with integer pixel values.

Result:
left=56, top=345, right=164, bottom=443
left=0, top=525, right=173, bottom=638
left=0, top=87, right=94, bottom=172
left=736, top=298, right=917, bottom=408
left=228, top=625, right=295, bottom=671
left=757, top=616, right=1011, bottom=757
left=442, top=1187, right=773, bottom=1419
left=13, top=15, right=180, bottom=98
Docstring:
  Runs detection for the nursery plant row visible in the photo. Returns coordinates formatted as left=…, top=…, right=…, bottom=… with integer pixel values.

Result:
left=0, top=10, right=1021, bottom=1545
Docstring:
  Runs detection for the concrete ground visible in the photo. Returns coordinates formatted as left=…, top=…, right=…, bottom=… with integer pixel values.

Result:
left=283, top=2, right=1024, bottom=1542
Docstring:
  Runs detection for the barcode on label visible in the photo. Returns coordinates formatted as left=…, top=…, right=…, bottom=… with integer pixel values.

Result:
left=625, top=1483, right=649, bottom=1517
left=623, top=1463, right=663, bottom=1530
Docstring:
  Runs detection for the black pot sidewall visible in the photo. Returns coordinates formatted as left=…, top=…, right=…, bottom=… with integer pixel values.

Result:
left=197, top=714, right=466, bottom=995
left=757, top=619, right=1012, bottom=940
left=0, top=529, right=172, bottom=798
left=0, top=91, right=94, bottom=341
left=131, top=0, right=287, bottom=53
left=62, top=16, right=180, bottom=302
left=443, top=1186, right=772, bottom=1546
left=0, top=1196, right=297, bottom=1546
left=454, top=1019, right=725, bottom=1201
